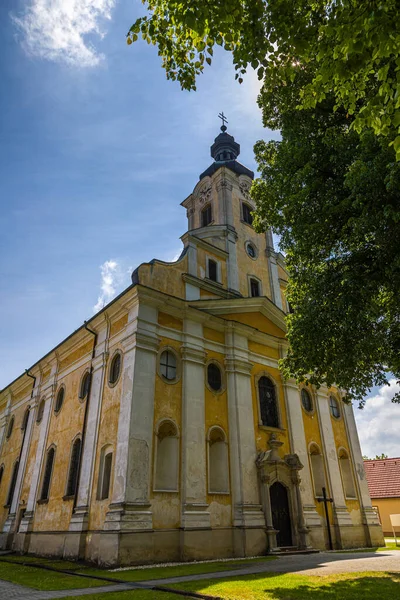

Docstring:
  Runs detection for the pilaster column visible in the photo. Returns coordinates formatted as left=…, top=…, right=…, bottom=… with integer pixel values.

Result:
left=342, top=402, right=382, bottom=539
left=10, top=401, right=36, bottom=517
left=259, top=473, right=278, bottom=551
left=181, top=320, right=210, bottom=528
left=226, top=230, right=240, bottom=293
left=283, top=380, right=321, bottom=529
left=0, top=392, right=12, bottom=458
left=266, top=230, right=283, bottom=309
left=19, top=375, right=56, bottom=534
left=69, top=346, right=108, bottom=533
left=216, top=175, right=234, bottom=227
left=316, top=389, right=352, bottom=532
left=225, top=328, right=265, bottom=528
left=105, top=304, right=159, bottom=531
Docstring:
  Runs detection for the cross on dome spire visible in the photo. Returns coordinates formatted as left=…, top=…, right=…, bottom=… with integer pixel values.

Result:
left=218, top=111, right=228, bottom=132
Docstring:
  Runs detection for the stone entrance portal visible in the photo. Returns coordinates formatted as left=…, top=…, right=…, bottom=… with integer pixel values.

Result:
left=256, top=433, right=310, bottom=551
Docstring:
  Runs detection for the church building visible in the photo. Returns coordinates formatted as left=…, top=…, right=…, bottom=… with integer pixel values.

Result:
left=0, top=124, right=384, bottom=565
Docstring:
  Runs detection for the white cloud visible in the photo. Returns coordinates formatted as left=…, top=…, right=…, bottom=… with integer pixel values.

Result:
left=354, top=378, right=400, bottom=458
left=12, top=0, right=116, bottom=67
left=93, top=259, right=128, bottom=313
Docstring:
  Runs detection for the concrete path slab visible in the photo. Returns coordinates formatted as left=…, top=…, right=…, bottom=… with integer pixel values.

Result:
left=146, top=550, right=400, bottom=586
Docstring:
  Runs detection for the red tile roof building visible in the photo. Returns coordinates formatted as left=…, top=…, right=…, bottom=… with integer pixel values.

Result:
left=364, top=458, right=400, bottom=498
left=364, top=458, right=400, bottom=535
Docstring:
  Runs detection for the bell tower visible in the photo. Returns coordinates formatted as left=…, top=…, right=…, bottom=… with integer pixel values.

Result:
left=181, top=118, right=284, bottom=309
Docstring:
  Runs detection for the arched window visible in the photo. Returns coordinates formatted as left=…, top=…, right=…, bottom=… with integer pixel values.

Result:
left=55, top=386, right=65, bottom=413
left=207, top=363, right=222, bottom=392
left=21, top=408, right=30, bottom=432
left=40, top=447, right=56, bottom=500
left=6, top=416, right=14, bottom=439
left=66, top=438, right=82, bottom=497
left=109, top=353, right=122, bottom=386
left=242, top=203, right=253, bottom=225
left=250, top=278, right=260, bottom=297
left=329, top=395, right=340, bottom=419
left=201, top=204, right=212, bottom=227
left=79, top=371, right=91, bottom=400
left=258, top=376, right=279, bottom=428
left=301, top=389, right=313, bottom=413
left=36, top=399, right=45, bottom=424
left=208, top=427, right=229, bottom=493
left=309, top=443, right=327, bottom=498
left=159, top=350, right=177, bottom=381
left=97, top=445, right=113, bottom=500
left=339, top=449, right=356, bottom=499
left=154, top=420, right=179, bottom=492
left=6, top=460, right=19, bottom=507
left=0, top=464, right=4, bottom=487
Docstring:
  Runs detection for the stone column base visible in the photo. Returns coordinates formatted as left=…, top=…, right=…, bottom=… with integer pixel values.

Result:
left=104, top=502, right=153, bottom=531
left=181, top=503, right=211, bottom=529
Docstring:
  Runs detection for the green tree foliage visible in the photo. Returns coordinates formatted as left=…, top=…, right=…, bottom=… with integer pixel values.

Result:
left=251, top=69, right=400, bottom=406
left=128, top=1, right=400, bottom=156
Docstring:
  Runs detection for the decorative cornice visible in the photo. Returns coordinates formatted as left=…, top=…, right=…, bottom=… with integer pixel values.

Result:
left=224, top=356, right=253, bottom=376
left=181, top=345, right=207, bottom=365
left=182, top=273, right=241, bottom=299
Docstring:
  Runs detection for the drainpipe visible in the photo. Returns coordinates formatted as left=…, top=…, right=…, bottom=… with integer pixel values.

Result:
left=73, top=322, right=97, bottom=510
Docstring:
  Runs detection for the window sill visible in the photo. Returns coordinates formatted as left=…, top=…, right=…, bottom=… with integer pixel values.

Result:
left=37, top=499, right=49, bottom=505
left=63, top=495, right=74, bottom=501
left=204, top=277, right=224, bottom=287
left=258, top=425, right=286, bottom=433
left=208, top=490, right=230, bottom=496
left=240, top=219, right=254, bottom=229
left=153, top=489, right=179, bottom=493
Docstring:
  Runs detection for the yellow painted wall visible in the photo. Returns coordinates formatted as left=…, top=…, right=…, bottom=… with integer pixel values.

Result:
left=137, top=254, right=188, bottom=299
left=204, top=328, right=225, bottom=344
left=110, top=314, right=128, bottom=338
left=371, top=497, right=400, bottom=535
left=33, top=364, right=89, bottom=532
left=59, top=340, right=94, bottom=372
left=248, top=340, right=279, bottom=361
left=158, top=312, right=183, bottom=331
left=151, top=336, right=182, bottom=529
left=222, top=312, right=285, bottom=339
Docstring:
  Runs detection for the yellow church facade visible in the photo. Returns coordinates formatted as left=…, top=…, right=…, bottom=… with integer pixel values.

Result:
left=0, top=126, right=383, bottom=565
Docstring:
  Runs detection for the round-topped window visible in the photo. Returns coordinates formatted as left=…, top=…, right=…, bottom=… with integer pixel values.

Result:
left=246, top=242, right=257, bottom=259
left=329, top=395, right=341, bottom=419
left=55, top=386, right=65, bottom=414
left=301, top=389, right=313, bottom=413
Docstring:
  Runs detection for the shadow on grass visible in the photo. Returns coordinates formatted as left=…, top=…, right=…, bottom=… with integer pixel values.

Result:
left=175, top=571, right=400, bottom=600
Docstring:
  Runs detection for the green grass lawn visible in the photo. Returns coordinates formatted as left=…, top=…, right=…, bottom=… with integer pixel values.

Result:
left=0, top=554, right=275, bottom=583
left=0, top=561, right=110, bottom=591
left=61, top=572, right=400, bottom=600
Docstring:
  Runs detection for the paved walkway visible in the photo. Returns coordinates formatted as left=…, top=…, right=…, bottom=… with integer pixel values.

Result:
left=0, top=550, right=399, bottom=599
left=146, top=549, right=400, bottom=585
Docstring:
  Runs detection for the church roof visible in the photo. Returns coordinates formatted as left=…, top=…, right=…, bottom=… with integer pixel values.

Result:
left=199, top=123, right=254, bottom=180
left=364, top=457, right=400, bottom=498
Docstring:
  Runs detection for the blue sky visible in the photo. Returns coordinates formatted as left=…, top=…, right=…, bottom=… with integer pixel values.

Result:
left=0, top=0, right=398, bottom=457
